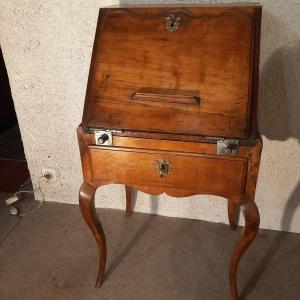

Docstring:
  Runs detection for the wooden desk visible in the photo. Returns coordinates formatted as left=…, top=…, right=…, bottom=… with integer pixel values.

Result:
left=78, top=5, right=262, bottom=299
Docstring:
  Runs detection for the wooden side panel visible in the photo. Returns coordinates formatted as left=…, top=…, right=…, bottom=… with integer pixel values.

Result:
left=89, top=147, right=247, bottom=196
left=77, top=127, right=92, bottom=182
left=83, top=6, right=260, bottom=138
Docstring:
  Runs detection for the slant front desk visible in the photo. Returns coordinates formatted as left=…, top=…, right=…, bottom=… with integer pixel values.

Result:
left=78, top=4, right=262, bottom=299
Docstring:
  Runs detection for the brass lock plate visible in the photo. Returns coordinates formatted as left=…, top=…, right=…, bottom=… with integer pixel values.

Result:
left=154, top=159, right=172, bottom=178
left=165, top=15, right=182, bottom=32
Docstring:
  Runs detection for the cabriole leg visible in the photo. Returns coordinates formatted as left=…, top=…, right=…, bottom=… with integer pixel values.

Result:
left=125, top=185, right=133, bottom=217
left=229, top=202, right=260, bottom=300
left=228, top=200, right=238, bottom=230
left=79, top=182, right=107, bottom=288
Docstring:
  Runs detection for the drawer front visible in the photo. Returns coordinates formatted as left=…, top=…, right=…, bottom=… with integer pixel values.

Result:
left=83, top=6, right=261, bottom=139
left=89, top=147, right=247, bottom=196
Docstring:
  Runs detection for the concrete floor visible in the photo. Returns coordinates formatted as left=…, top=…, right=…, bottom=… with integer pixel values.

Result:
left=0, top=197, right=300, bottom=300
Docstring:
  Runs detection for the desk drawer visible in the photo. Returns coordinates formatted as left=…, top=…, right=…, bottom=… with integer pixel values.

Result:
left=89, top=147, right=247, bottom=196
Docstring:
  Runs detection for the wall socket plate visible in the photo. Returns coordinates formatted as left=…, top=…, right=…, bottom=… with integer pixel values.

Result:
left=42, top=168, right=56, bottom=182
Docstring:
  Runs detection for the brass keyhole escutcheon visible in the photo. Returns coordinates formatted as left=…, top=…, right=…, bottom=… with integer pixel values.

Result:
left=154, top=159, right=172, bottom=178
left=165, top=15, right=181, bottom=32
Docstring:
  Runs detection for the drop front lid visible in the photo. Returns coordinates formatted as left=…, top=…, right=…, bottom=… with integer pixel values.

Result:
left=82, top=5, right=261, bottom=139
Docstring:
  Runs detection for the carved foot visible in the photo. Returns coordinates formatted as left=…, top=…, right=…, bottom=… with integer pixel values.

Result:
left=125, top=185, right=133, bottom=217
left=79, top=182, right=107, bottom=287
left=229, top=202, right=260, bottom=300
left=228, top=200, right=238, bottom=230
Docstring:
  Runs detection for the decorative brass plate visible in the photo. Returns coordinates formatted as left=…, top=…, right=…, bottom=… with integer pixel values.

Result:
left=165, top=15, right=181, bottom=32
left=154, top=159, right=172, bottom=178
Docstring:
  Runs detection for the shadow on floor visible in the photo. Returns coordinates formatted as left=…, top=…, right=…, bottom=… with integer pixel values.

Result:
left=106, top=193, right=160, bottom=281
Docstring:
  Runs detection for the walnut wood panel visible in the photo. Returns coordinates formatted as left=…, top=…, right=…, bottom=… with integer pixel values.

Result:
left=89, top=146, right=247, bottom=196
left=77, top=127, right=92, bottom=182
left=112, top=135, right=257, bottom=156
left=113, top=136, right=219, bottom=155
left=82, top=6, right=262, bottom=139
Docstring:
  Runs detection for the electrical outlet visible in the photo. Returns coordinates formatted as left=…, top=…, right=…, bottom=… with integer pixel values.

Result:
left=42, top=168, right=56, bottom=182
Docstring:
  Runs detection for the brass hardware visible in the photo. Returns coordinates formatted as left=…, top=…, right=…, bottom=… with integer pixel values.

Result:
left=154, top=159, right=172, bottom=178
left=93, top=128, right=123, bottom=146
left=165, top=15, right=181, bottom=32
left=97, top=133, right=110, bottom=145
left=217, top=139, right=239, bottom=155
left=94, top=129, right=113, bottom=146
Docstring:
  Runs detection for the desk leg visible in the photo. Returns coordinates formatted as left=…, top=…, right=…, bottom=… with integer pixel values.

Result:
left=79, top=182, right=107, bottom=288
left=228, top=201, right=238, bottom=230
left=229, top=202, right=260, bottom=300
left=125, top=185, right=133, bottom=217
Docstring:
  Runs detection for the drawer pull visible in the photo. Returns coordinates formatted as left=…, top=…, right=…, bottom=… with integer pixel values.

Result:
left=154, top=159, right=172, bottom=178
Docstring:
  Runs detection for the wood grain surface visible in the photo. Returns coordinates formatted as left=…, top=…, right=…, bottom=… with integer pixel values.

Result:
left=82, top=5, right=261, bottom=139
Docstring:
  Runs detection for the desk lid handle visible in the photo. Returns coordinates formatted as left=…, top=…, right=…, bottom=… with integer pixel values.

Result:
left=132, top=88, right=200, bottom=105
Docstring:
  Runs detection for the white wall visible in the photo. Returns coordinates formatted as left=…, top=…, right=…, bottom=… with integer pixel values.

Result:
left=0, top=0, right=299, bottom=233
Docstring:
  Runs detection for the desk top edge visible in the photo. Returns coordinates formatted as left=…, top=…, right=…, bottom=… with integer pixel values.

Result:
left=102, top=3, right=262, bottom=10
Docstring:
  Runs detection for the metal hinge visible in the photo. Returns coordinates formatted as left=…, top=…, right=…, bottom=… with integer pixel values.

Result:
left=92, top=129, right=122, bottom=146
left=216, top=138, right=239, bottom=155
left=206, top=137, right=239, bottom=155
